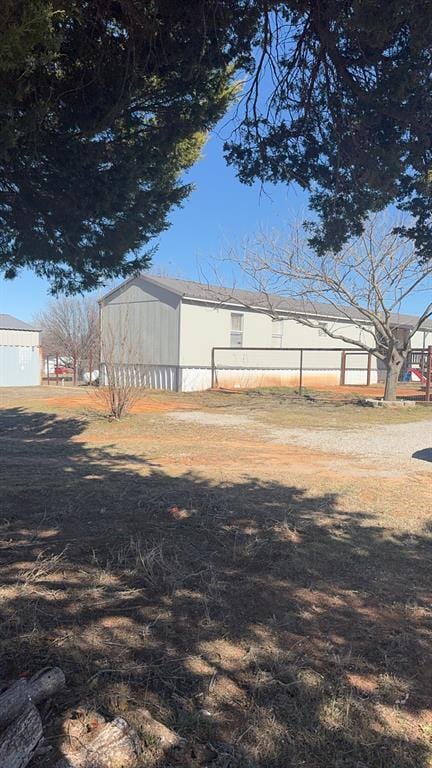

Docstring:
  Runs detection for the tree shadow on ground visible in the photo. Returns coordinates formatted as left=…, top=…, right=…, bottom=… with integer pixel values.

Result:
left=412, top=448, right=432, bottom=463
left=0, top=407, right=431, bottom=767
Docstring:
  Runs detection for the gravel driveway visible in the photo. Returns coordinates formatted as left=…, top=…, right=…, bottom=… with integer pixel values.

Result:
left=270, top=421, right=432, bottom=465
left=171, top=411, right=432, bottom=470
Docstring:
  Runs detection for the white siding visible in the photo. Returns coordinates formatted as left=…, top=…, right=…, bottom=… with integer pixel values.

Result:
left=0, top=329, right=41, bottom=386
left=0, top=329, right=40, bottom=347
left=180, top=367, right=349, bottom=392
left=178, top=301, right=377, bottom=390
left=411, top=328, right=432, bottom=348
left=179, top=301, right=376, bottom=366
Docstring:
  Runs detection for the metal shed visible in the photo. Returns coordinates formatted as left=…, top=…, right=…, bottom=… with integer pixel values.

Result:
left=0, top=314, right=41, bottom=387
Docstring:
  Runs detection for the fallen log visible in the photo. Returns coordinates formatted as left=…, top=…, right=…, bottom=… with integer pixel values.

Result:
left=0, top=667, right=65, bottom=729
left=0, top=702, right=43, bottom=768
left=55, top=716, right=141, bottom=768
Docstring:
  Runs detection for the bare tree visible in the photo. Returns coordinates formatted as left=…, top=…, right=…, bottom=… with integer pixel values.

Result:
left=36, top=296, right=100, bottom=384
left=230, top=214, right=432, bottom=400
left=95, top=316, right=143, bottom=420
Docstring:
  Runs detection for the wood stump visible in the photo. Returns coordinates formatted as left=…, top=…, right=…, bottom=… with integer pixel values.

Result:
left=55, top=717, right=141, bottom=768
left=0, top=667, right=178, bottom=768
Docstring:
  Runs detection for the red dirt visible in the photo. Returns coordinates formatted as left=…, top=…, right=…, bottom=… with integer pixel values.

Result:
left=40, top=394, right=194, bottom=413
left=131, top=399, right=193, bottom=413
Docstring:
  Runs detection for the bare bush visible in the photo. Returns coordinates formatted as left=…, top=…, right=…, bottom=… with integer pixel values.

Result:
left=94, top=316, right=143, bottom=419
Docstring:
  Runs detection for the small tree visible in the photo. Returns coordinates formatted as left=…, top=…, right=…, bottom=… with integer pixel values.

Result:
left=37, top=296, right=100, bottom=384
left=95, top=317, right=142, bottom=420
left=232, top=214, right=432, bottom=401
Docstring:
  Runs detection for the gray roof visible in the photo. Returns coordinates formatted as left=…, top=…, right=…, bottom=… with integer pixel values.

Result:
left=140, top=275, right=432, bottom=330
left=0, top=314, right=39, bottom=331
left=389, top=312, right=432, bottom=330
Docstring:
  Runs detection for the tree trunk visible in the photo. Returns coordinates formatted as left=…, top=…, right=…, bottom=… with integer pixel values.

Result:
left=0, top=703, right=43, bottom=768
left=383, top=354, right=404, bottom=400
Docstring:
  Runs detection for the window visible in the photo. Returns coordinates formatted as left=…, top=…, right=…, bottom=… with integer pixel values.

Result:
left=230, top=313, right=243, bottom=347
left=272, top=319, right=283, bottom=348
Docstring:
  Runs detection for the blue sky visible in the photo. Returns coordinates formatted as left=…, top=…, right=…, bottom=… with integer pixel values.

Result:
left=0, top=120, right=428, bottom=321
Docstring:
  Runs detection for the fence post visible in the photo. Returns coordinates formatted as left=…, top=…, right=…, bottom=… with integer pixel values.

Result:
left=55, top=353, right=59, bottom=386
left=340, top=351, right=347, bottom=386
left=426, top=345, right=432, bottom=402
left=47, top=356, right=50, bottom=385
left=299, top=349, right=303, bottom=395
left=211, top=348, right=215, bottom=389
left=366, top=352, right=372, bottom=387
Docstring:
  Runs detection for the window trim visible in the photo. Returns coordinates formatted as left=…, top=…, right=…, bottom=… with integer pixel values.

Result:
left=271, top=319, right=283, bottom=348
left=230, top=312, right=244, bottom=331
left=230, top=313, right=244, bottom=348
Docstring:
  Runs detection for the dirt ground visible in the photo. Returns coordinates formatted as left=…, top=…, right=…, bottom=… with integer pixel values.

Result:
left=1, top=385, right=432, bottom=767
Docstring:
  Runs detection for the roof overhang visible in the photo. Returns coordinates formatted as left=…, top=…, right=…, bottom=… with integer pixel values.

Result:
left=180, top=294, right=371, bottom=325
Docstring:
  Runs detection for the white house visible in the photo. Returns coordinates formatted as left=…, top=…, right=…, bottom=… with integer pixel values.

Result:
left=99, top=275, right=432, bottom=392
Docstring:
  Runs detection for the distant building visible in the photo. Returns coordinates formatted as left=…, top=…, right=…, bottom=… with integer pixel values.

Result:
left=99, top=275, right=432, bottom=391
left=0, top=314, right=41, bottom=387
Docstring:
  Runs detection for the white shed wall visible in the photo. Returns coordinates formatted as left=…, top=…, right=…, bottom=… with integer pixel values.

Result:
left=0, top=329, right=41, bottom=387
left=0, top=329, right=40, bottom=347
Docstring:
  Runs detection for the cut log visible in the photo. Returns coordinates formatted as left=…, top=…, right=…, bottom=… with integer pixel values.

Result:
left=60, top=709, right=107, bottom=753
left=55, top=717, right=141, bottom=768
left=0, top=702, right=43, bottom=768
left=0, top=667, right=65, bottom=728
left=131, top=707, right=186, bottom=750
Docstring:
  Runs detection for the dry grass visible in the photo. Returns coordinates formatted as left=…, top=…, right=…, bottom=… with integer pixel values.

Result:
left=0, top=387, right=431, bottom=767
left=212, top=388, right=432, bottom=429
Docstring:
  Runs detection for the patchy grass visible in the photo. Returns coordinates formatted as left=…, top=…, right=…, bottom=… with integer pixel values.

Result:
left=0, top=387, right=431, bottom=767
left=198, top=387, right=432, bottom=429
